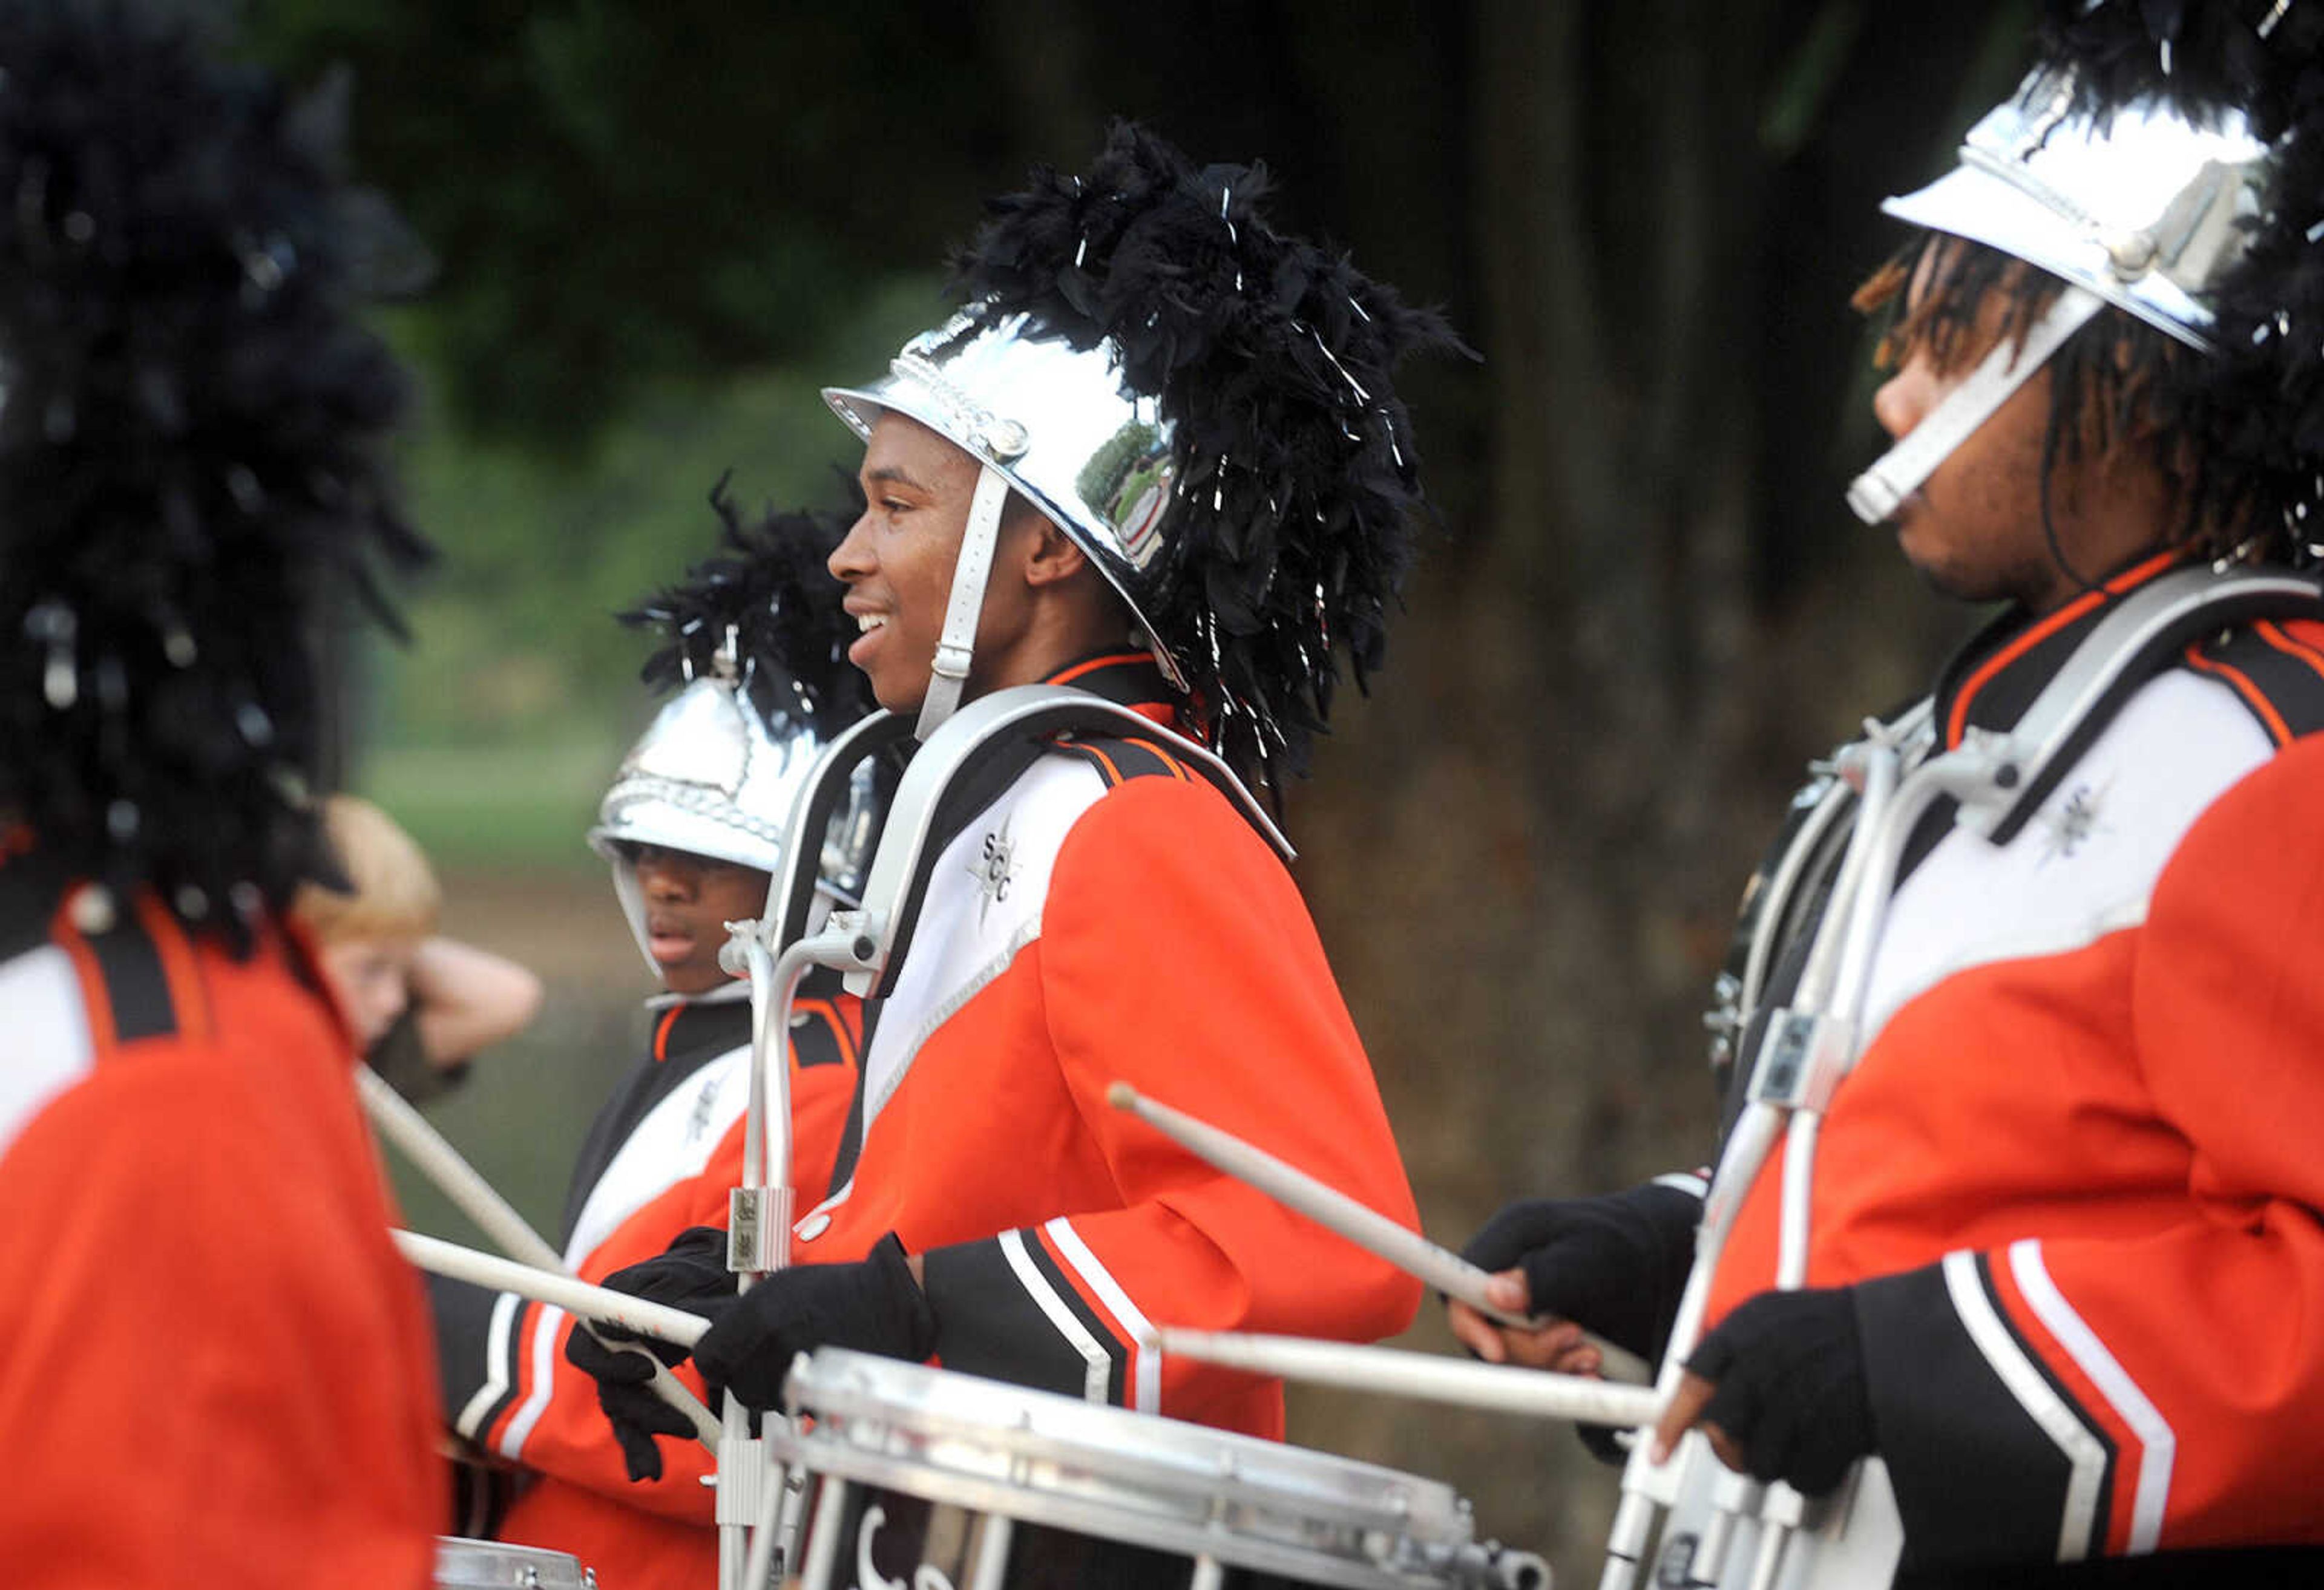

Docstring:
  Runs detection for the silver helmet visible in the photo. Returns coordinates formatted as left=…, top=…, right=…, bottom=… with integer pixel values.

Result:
left=591, top=669, right=884, bottom=977
left=819, top=123, right=1460, bottom=781
left=826, top=309, right=1185, bottom=688
left=1882, top=65, right=2270, bottom=354
left=1846, top=59, right=2274, bottom=526
left=597, top=480, right=884, bottom=975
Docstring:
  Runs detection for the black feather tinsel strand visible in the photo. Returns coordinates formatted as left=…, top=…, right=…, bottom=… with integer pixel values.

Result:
left=619, top=473, right=872, bottom=743
left=950, top=121, right=1470, bottom=784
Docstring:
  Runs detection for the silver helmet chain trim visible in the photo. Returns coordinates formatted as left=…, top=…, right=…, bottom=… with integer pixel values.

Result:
left=891, top=343, right=1033, bottom=463
left=594, top=773, right=793, bottom=854
left=1847, top=284, right=2104, bottom=525
left=916, top=463, right=1014, bottom=740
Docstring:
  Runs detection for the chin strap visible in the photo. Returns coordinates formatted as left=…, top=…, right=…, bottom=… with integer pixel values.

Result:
left=1846, top=283, right=2104, bottom=526
left=917, top=465, right=1014, bottom=740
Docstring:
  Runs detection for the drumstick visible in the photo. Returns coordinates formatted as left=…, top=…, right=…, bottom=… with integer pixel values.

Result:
left=360, top=1070, right=721, bottom=1447
left=1108, top=1082, right=1650, bottom=1382
left=1159, top=1329, right=1663, bottom=1428
left=393, top=1229, right=712, bottom=1351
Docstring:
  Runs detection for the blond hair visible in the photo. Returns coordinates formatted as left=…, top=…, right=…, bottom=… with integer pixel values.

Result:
left=294, top=795, right=442, bottom=944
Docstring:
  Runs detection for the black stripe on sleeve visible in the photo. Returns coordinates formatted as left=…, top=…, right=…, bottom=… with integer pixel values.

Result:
left=921, top=1232, right=1124, bottom=1404
left=87, top=916, right=175, bottom=1042
left=1855, top=1257, right=2108, bottom=1572
left=1013, top=1227, right=1130, bottom=1407
left=427, top=1271, right=524, bottom=1441
left=1051, top=734, right=1183, bottom=787
left=2183, top=627, right=2324, bottom=744
left=821, top=999, right=880, bottom=1197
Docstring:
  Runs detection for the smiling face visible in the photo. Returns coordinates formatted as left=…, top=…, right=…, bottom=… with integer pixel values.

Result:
left=829, top=411, right=1119, bottom=714
left=829, top=413, right=987, bottom=713
left=623, top=842, right=771, bottom=995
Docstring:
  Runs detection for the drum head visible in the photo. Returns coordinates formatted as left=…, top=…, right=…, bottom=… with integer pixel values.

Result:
left=433, top=1536, right=593, bottom=1589
left=779, top=1349, right=1477, bottom=1589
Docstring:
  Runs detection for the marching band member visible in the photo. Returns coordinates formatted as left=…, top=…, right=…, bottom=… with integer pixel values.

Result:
left=432, top=486, right=882, bottom=1590
left=0, top=4, right=445, bottom=1583
left=579, top=124, right=1454, bottom=1444
left=1455, top=5, right=2324, bottom=1583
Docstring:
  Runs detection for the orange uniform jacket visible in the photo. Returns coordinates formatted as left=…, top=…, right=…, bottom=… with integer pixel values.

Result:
left=430, top=971, right=859, bottom=1590
left=0, top=858, right=445, bottom=1588
left=1707, top=555, right=2324, bottom=1574
left=793, top=653, right=1422, bottom=1435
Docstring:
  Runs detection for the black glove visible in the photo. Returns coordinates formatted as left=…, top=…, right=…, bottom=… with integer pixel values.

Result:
left=694, top=1232, right=938, bottom=1411
left=1458, top=1182, right=1701, bottom=1363
left=574, top=1225, right=739, bottom=1364
left=1683, top=1286, right=1875, bottom=1496
left=564, top=1332, right=704, bottom=1483
left=563, top=1225, right=738, bottom=1483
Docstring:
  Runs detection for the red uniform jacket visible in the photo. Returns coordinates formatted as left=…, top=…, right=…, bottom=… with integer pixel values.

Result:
left=796, top=653, right=1422, bottom=1435
left=431, top=973, right=860, bottom=1590
left=0, top=859, right=445, bottom=1588
left=1708, top=555, right=2324, bottom=1571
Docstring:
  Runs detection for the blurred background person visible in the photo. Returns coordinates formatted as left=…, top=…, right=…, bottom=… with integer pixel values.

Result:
left=298, top=793, right=545, bottom=1105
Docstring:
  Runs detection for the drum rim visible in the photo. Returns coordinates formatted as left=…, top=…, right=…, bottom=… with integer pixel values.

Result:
left=432, top=1534, right=591, bottom=1588
left=781, top=1445, right=1461, bottom=1590
left=786, top=1350, right=1466, bottom=1525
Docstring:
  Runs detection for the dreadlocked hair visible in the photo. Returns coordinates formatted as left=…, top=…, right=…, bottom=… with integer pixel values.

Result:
left=2029, top=0, right=2324, bottom=567
left=952, top=120, right=1467, bottom=785
left=0, top=1, right=430, bottom=949
left=1855, top=231, right=2220, bottom=581
left=620, top=474, right=873, bottom=743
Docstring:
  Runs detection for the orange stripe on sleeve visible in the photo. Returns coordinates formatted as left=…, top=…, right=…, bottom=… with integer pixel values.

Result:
left=1047, top=650, right=1161, bottom=689
left=2256, top=619, right=2324, bottom=681
left=651, top=1006, right=683, bottom=1064
left=48, top=892, right=117, bottom=1058
left=134, top=894, right=211, bottom=1043
left=2183, top=646, right=2293, bottom=745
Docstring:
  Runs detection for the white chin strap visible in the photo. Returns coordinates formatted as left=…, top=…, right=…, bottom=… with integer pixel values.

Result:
left=917, top=464, right=1014, bottom=740
left=1846, top=283, right=2104, bottom=526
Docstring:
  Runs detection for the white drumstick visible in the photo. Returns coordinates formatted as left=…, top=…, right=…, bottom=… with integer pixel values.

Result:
left=1160, top=1329, right=1663, bottom=1428
left=359, top=1069, right=721, bottom=1446
left=393, top=1229, right=713, bottom=1351
left=1108, top=1082, right=1650, bottom=1382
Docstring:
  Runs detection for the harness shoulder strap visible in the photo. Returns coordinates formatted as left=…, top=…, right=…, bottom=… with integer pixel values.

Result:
left=837, top=685, right=1290, bottom=1000
left=1968, top=566, right=2324, bottom=843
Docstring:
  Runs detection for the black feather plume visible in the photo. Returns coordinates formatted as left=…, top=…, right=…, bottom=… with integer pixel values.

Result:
left=2034, top=0, right=2324, bottom=563
left=952, top=121, right=1468, bottom=783
left=620, top=474, right=872, bottom=742
left=0, top=1, right=430, bottom=944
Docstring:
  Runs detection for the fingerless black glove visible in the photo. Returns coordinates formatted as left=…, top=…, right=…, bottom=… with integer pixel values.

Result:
left=1684, top=1285, right=1876, bottom=1497
left=1459, top=1181, right=1701, bottom=1363
left=693, top=1232, right=937, bottom=1411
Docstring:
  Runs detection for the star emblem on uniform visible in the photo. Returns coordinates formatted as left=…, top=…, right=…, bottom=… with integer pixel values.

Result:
left=970, top=810, right=1018, bottom=928
left=2035, top=777, right=2111, bottom=865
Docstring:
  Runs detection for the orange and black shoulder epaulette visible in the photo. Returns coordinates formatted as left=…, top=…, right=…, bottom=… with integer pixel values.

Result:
left=2181, top=615, right=2324, bottom=746
left=0, top=862, right=211, bottom=1057
left=1049, top=731, right=1198, bottom=788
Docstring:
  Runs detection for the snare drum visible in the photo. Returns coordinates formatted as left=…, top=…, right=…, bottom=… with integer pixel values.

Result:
left=772, top=1348, right=1545, bottom=1590
left=433, top=1536, right=596, bottom=1589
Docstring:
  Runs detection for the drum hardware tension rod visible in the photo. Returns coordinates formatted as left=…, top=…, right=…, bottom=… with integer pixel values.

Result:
left=1109, top=1082, right=1653, bottom=1384
left=359, top=1068, right=722, bottom=1447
